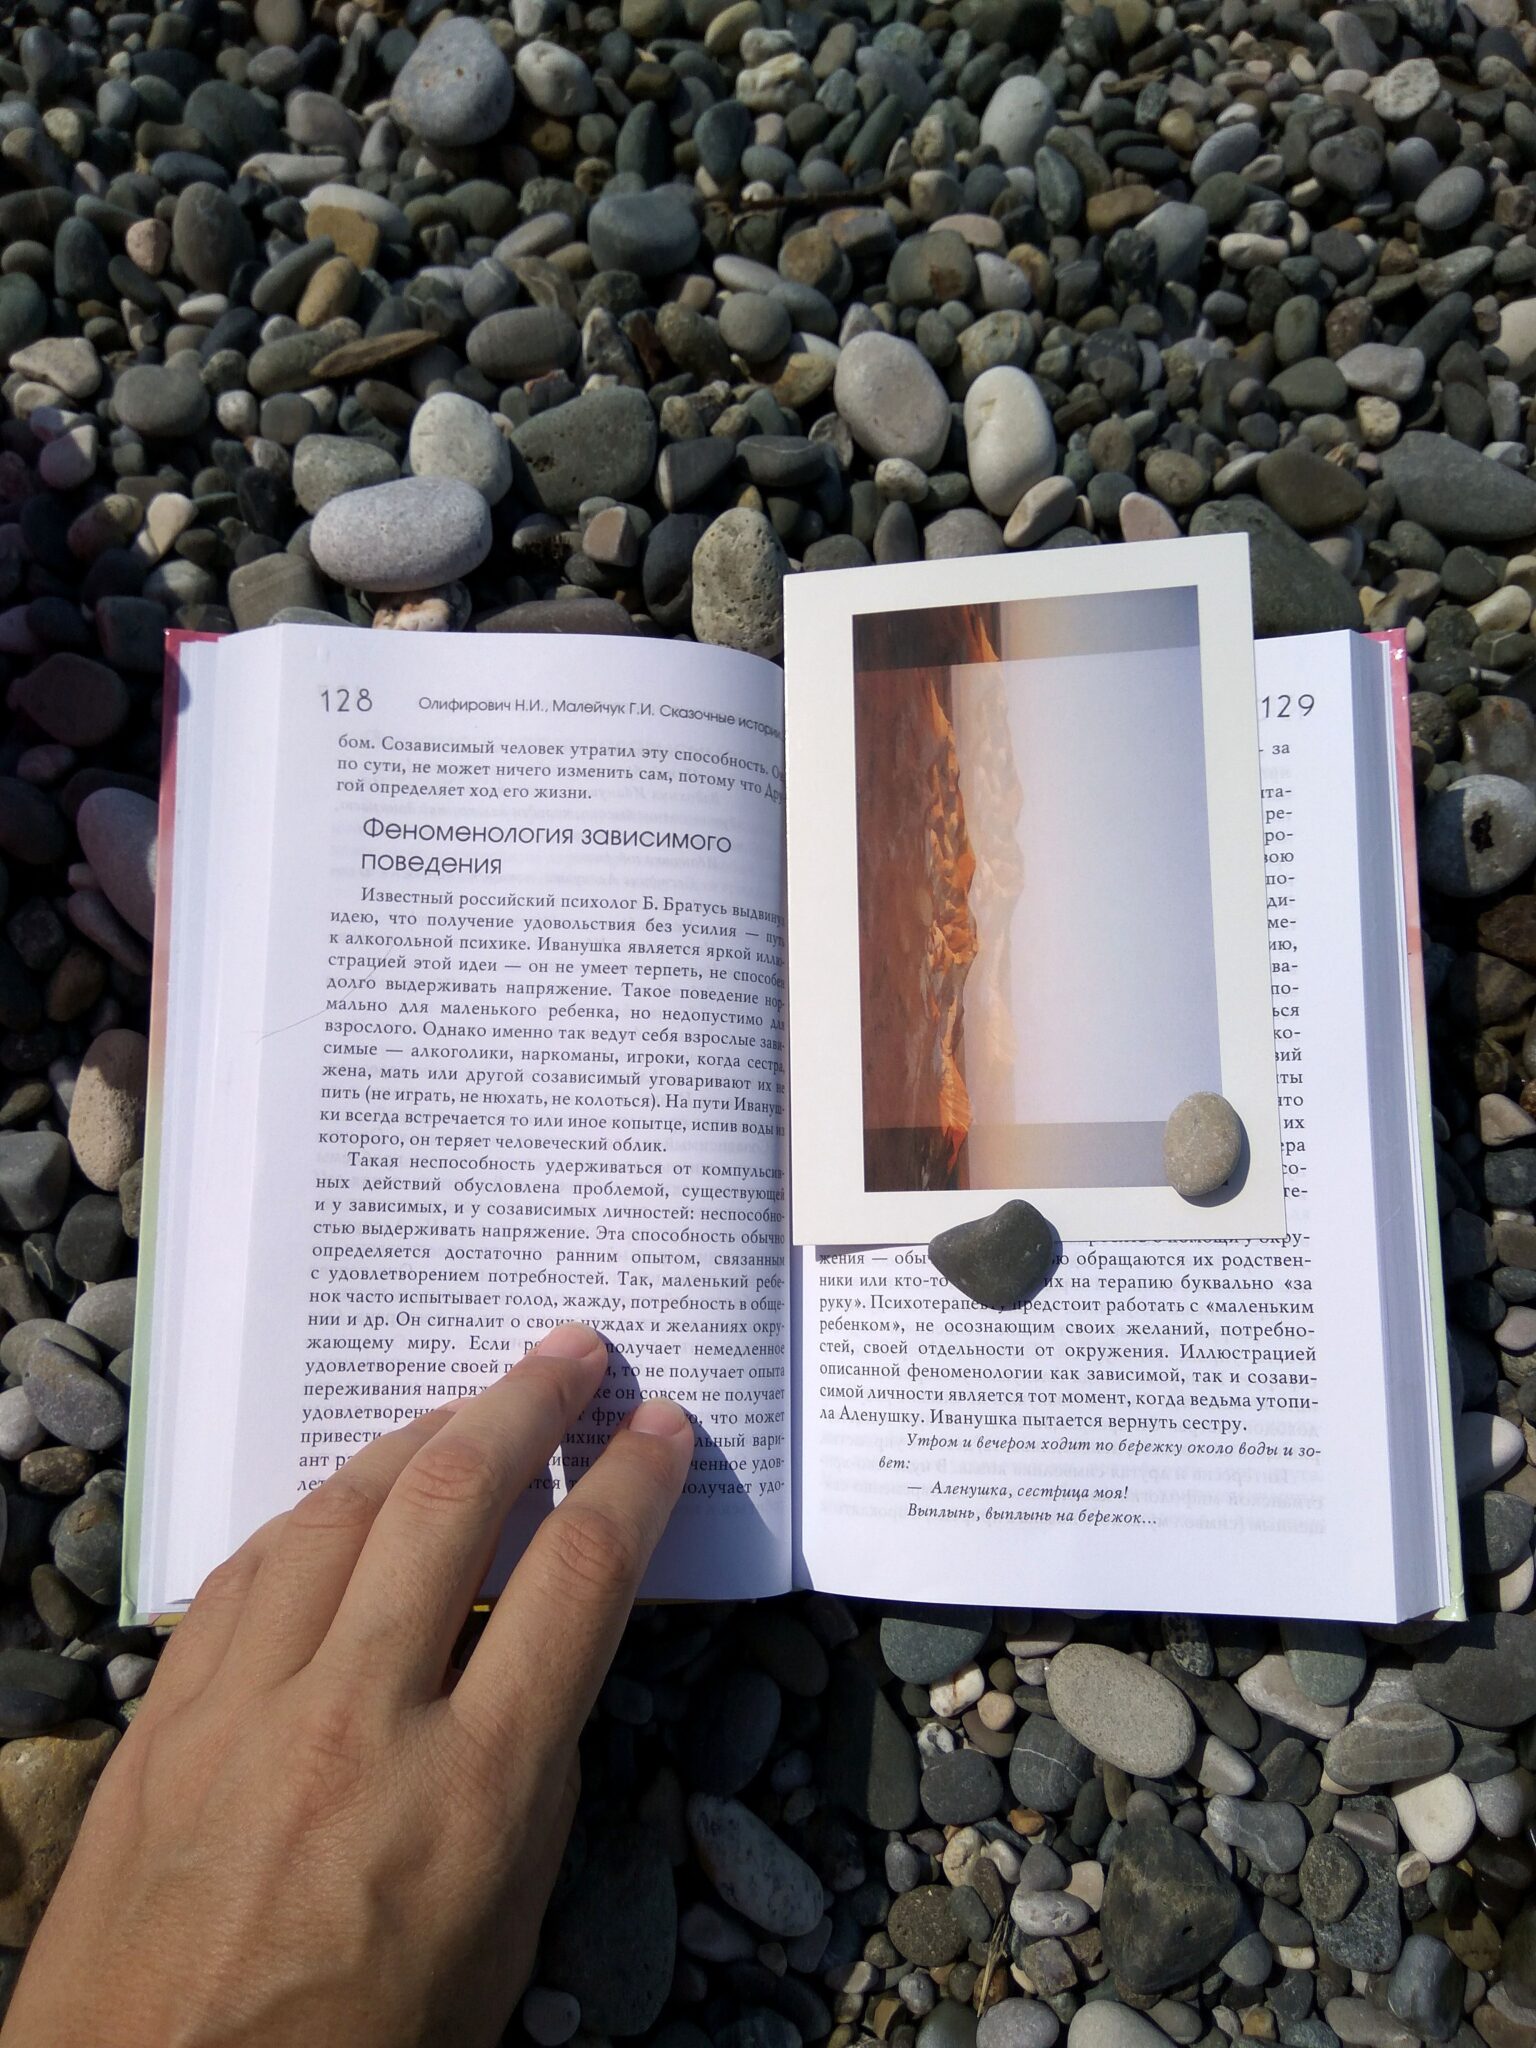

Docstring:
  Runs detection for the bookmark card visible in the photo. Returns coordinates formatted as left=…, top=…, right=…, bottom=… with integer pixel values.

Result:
left=784, top=533, right=1285, bottom=1246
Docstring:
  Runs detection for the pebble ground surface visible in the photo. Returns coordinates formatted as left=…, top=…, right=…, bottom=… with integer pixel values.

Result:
left=5, top=0, right=1536, bottom=2040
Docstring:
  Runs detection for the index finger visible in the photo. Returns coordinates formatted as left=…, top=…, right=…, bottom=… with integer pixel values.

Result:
left=446, top=1397, right=693, bottom=1766
left=312, top=1324, right=612, bottom=1700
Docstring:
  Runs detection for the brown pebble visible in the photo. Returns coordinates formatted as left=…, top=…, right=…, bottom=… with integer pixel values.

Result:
left=306, top=203, right=380, bottom=269
left=296, top=254, right=360, bottom=329
left=0, top=1721, right=119, bottom=1945
left=307, top=329, right=439, bottom=381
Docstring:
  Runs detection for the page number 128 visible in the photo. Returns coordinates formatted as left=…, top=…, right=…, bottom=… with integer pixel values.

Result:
left=319, top=688, right=372, bottom=713
left=1260, top=693, right=1313, bottom=719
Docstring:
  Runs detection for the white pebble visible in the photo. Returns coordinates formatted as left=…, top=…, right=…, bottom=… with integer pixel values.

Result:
left=1391, top=1772, right=1477, bottom=1864
left=929, top=1661, right=986, bottom=1717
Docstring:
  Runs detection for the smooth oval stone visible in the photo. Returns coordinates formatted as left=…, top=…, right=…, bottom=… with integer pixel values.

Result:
left=112, top=364, right=209, bottom=439
left=834, top=331, right=952, bottom=471
left=1164, top=1092, right=1243, bottom=1198
left=0, top=1649, right=93, bottom=1738
left=76, top=789, right=156, bottom=941
left=309, top=478, right=492, bottom=593
left=1046, top=1642, right=1196, bottom=1776
left=1206, top=1794, right=1308, bottom=1874
left=1009, top=1711, right=1093, bottom=1812
left=9, top=653, right=128, bottom=748
left=1381, top=433, right=1536, bottom=545
left=588, top=189, right=701, bottom=278
left=291, top=434, right=399, bottom=515
left=1300, top=1832, right=1364, bottom=1926
left=684, top=1668, right=780, bottom=1796
left=964, top=366, right=1056, bottom=517
left=540, top=1822, right=675, bottom=2036
left=820, top=1662, right=919, bottom=1828
left=392, top=17, right=514, bottom=147
left=1010, top=1889, right=1091, bottom=1937
left=408, top=392, right=512, bottom=504
left=929, top=1201, right=1054, bottom=1310
left=919, top=2005, right=979, bottom=2048
left=1280, top=1618, right=1368, bottom=1705
left=1068, top=2009, right=1174, bottom=2048
left=1391, top=1772, right=1476, bottom=1864
left=1191, top=496, right=1363, bottom=636
left=686, top=1794, right=824, bottom=1936
left=1324, top=1702, right=1456, bottom=1787
left=978, top=73, right=1056, bottom=166
left=23, top=1348, right=125, bottom=1452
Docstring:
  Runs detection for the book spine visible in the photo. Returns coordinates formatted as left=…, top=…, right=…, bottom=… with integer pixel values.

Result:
left=119, top=628, right=222, bottom=1627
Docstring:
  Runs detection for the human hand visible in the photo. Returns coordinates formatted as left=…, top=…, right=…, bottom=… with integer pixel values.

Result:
left=2, top=1324, right=694, bottom=2048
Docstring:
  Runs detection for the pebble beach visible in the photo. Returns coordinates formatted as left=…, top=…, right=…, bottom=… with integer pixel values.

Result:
left=3, top=0, right=1536, bottom=2041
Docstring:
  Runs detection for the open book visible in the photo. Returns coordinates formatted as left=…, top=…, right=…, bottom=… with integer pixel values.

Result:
left=126, top=536, right=1458, bottom=1625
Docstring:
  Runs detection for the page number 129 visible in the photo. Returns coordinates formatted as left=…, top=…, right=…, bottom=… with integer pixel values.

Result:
left=319, top=688, right=372, bottom=713
left=1260, top=693, right=1313, bottom=719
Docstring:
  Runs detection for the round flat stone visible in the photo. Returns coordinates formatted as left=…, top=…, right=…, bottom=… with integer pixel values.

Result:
left=889, top=1885, right=968, bottom=1966
left=1046, top=1642, right=1196, bottom=1776
left=1164, top=1092, right=1243, bottom=1198
left=920, top=1748, right=1002, bottom=1825
left=309, top=477, right=492, bottom=593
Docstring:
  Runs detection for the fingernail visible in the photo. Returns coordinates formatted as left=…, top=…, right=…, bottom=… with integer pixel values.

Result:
left=531, top=1323, right=608, bottom=1366
left=628, top=1398, right=693, bottom=1440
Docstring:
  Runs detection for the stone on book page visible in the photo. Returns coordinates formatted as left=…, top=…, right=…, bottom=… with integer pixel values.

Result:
left=1163, top=1091, right=1243, bottom=1199
left=927, top=1201, right=1055, bottom=1310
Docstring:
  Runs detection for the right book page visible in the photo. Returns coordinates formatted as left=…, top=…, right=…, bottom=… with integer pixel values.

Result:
left=793, top=630, right=1456, bottom=1624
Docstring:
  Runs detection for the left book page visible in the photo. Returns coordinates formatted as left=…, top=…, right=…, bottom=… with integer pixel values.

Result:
left=128, top=625, right=790, bottom=1617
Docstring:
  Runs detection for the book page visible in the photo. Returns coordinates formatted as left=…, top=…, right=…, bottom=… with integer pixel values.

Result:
left=794, top=632, right=1438, bottom=1624
left=147, top=626, right=790, bottom=1609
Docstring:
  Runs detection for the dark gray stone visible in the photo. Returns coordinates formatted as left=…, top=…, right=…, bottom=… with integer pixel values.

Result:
left=1190, top=497, right=1363, bottom=635
left=1101, top=1822, right=1243, bottom=1994
left=542, top=1822, right=676, bottom=2036
left=928, top=1201, right=1055, bottom=1310
left=1009, top=1712, right=1093, bottom=1812
left=920, top=1747, right=1003, bottom=1825
left=1381, top=435, right=1536, bottom=545
left=880, top=1607, right=992, bottom=1684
